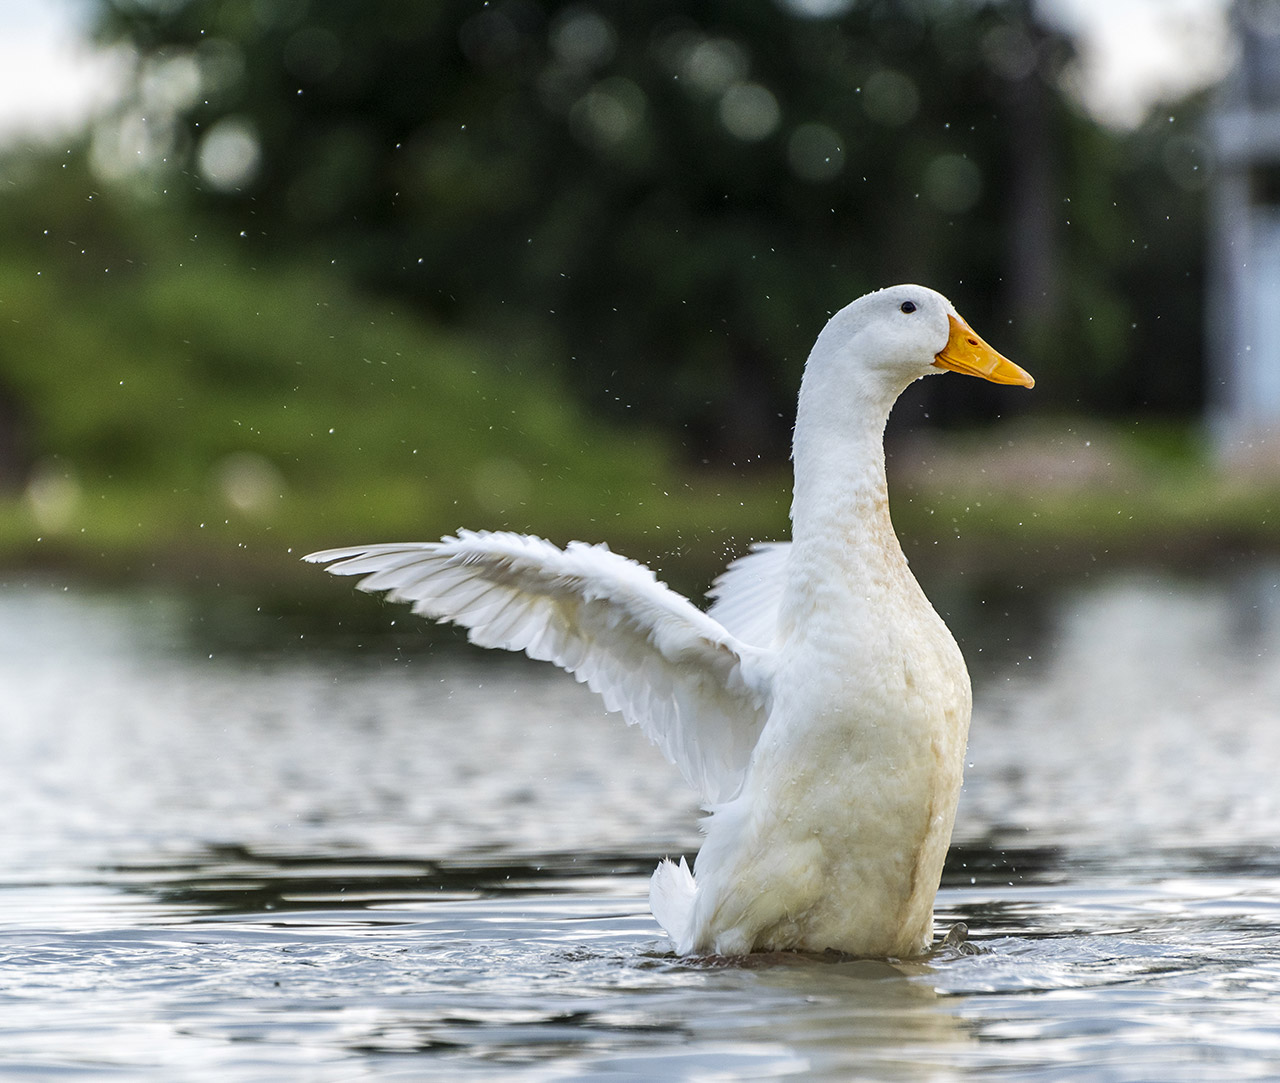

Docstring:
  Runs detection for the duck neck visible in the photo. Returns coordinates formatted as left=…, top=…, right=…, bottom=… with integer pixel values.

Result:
left=789, top=381, right=904, bottom=571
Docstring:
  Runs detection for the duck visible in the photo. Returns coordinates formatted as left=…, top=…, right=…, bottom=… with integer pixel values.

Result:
left=305, top=284, right=1033, bottom=958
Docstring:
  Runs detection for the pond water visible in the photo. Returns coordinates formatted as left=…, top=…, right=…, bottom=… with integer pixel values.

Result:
left=1, top=557, right=1279, bottom=1080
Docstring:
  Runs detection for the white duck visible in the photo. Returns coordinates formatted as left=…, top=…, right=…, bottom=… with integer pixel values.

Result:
left=305, top=284, right=1033, bottom=958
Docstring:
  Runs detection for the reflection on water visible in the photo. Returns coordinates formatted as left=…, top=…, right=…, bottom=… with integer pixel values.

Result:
left=964, top=565, right=1280, bottom=852
left=0, top=563, right=1278, bottom=1079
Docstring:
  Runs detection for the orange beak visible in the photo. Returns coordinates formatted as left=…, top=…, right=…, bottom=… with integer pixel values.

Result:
left=933, top=313, right=1034, bottom=388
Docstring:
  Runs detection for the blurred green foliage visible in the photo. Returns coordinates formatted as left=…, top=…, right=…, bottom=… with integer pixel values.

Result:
left=0, top=0, right=1236, bottom=582
left=89, top=0, right=1209, bottom=458
left=0, top=154, right=793, bottom=576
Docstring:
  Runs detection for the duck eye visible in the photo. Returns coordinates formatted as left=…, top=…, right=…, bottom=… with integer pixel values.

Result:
left=900, top=301, right=917, bottom=314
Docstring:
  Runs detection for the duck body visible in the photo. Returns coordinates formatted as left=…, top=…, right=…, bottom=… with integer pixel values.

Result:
left=306, top=284, right=1031, bottom=958
left=679, top=611, right=969, bottom=957
left=672, top=525, right=971, bottom=956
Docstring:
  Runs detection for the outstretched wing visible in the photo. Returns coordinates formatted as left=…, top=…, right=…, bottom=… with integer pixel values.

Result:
left=304, top=530, right=773, bottom=804
left=706, top=541, right=791, bottom=649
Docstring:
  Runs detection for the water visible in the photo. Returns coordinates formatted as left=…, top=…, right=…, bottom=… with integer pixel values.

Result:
left=1, top=562, right=1279, bottom=1080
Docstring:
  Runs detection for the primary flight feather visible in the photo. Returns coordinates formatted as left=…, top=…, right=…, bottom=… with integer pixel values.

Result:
left=306, top=284, right=1033, bottom=958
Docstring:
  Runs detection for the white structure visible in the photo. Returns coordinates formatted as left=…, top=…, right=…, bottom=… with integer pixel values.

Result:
left=1207, top=1, right=1280, bottom=464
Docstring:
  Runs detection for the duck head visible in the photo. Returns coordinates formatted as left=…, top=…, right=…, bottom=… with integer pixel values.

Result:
left=810, top=285, right=1034, bottom=405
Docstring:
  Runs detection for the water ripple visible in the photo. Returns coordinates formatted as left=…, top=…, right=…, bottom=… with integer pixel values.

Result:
left=0, top=572, right=1279, bottom=1079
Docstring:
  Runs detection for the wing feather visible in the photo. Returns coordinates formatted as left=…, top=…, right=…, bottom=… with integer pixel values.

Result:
left=305, top=531, right=773, bottom=803
left=705, top=541, right=791, bottom=649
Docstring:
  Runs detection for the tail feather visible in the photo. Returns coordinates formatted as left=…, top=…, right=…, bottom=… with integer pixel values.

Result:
left=649, top=856, right=697, bottom=952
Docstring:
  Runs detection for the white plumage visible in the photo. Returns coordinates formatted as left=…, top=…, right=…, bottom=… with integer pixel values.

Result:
left=307, top=531, right=772, bottom=804
left=306, top=284, right=1033, bottom=958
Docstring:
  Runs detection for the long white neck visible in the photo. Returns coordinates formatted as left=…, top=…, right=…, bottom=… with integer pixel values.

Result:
left=789, top=361, right=904, bottom=562
left=766, top=358, right=929, bottom=733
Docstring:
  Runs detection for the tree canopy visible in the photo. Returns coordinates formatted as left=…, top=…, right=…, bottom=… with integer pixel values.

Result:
left=91, top=0, right=1209, bottom=459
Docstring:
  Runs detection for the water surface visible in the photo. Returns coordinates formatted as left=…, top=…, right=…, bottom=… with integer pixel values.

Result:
left=1, top=563, right=1278, bottom=1079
